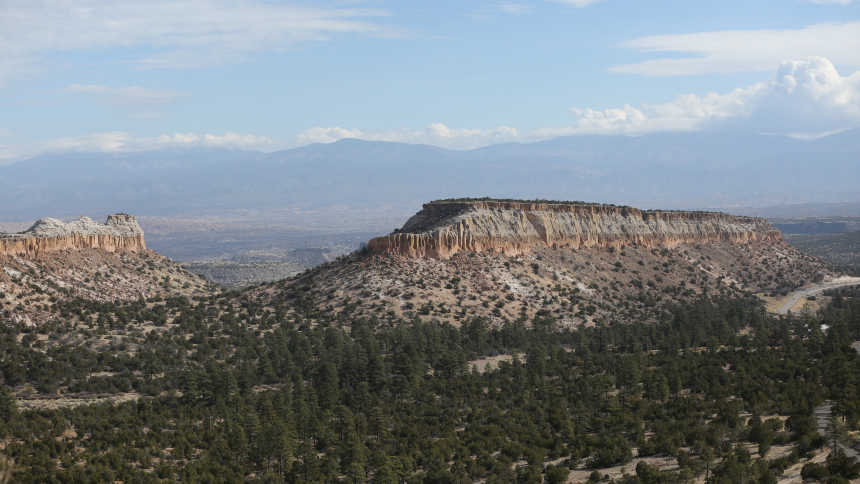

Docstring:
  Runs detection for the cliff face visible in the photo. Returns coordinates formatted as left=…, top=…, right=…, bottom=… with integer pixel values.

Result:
left=368, top=201, right=782, bottom=258
left=0, top=214, right=146, bottom=258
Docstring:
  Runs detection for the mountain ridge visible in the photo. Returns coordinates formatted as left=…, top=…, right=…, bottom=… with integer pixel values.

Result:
left=1, top=131, right=859, bottom=222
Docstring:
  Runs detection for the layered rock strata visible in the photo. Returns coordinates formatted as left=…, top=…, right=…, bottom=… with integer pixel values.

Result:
left=0, top=214, right=145, bottom=258
left=368, top=201, right=782, bottom=259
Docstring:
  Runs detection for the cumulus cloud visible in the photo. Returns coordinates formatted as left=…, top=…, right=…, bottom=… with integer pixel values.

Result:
left=611, top=21, right=860, bottom=76
left=3, top=58, right=858, bottom=162
left=295, top=127, right=364, bottom=145
left=569, top=57, right=860, bottom=138
left=0, top=132, right=133, bottom=163
left=0, top=131, right=279, bottom=164
left=154, top=132, right=277, bottom=149
left=0, top=124, right=523, bottom=164
left=36, top=132, right=133, bottom=154
left=295, top=124, right=520, bottom=150
left=0, top=0, right=400, bottom=85
left=62, top=84, right=190, bottom=108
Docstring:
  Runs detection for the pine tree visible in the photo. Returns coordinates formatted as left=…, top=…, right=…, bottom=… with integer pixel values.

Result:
left=180, top=371, right=198, bottom=405
left=345, top=462, right=366, bottom=484
left=826, top=413, right=848, bottom=449
left=0, top=386, right=16, bottom=424
left=275, top=423, right=294, bottom=476
left=370, top=407, right=386, bottom=443
left=371, top=462, right=397, bottom=484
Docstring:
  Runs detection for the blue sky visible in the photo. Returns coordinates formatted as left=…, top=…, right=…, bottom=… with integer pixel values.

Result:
left=0, top=0, right=859, bottom=162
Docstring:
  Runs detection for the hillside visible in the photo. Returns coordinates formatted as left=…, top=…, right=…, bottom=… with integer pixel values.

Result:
left=0, top=203, right=839, bottom=329
left=265, top=201, right=835, bottom=327
left=2, top=131, right=860, bottom=225
left=1, top=202, right=859, bottom=484
left=0, top=214, right=218, bottom=326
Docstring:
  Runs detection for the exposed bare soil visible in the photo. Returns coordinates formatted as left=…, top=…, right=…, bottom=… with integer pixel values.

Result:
left=263, top=238, right=834, bottom=327
left=0, top=248, right=218, bottom=326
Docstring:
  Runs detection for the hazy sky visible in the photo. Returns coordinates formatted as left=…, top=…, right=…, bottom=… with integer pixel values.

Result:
left=1, top=0, right=859, bottom=162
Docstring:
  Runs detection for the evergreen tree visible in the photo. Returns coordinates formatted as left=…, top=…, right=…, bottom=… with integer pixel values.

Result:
left=0, top=386, right=17, bottom=424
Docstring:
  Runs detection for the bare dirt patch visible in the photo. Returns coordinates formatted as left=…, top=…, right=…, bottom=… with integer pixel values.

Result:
left=16, top=393, right=142, bottom=411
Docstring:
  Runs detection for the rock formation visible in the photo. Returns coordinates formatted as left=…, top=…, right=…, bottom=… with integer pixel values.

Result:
left=368, top=201, right=782, bottom=258
left=0, top=214, right=146, bottom=258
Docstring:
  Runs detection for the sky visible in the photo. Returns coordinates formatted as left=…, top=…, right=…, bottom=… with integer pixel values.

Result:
left=0, top=0, right=859, bottom=163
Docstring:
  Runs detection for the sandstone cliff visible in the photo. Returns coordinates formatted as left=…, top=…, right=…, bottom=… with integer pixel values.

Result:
left=368, top=201, right=782, bottom=258
left=0, top=214, right=145, bottom=258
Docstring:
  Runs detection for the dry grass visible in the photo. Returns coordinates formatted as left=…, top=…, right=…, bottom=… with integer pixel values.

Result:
left=256, top=238, right=833, bottom=328
left=0, top=248, right=217, bottom=327
left=15, top=392, right=142, bottom=411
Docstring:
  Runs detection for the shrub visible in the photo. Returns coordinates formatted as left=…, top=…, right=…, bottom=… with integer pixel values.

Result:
left=589, top=435, right=632, bottom=468
left=544, top=464, right=570, bottom=484
left=801, top=463, right=829, bottom=481
left=827, top=449, right=860, bottom=479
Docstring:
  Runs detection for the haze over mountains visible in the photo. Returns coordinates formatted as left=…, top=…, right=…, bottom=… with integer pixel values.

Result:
left=2, top=130, right=859, bottom=224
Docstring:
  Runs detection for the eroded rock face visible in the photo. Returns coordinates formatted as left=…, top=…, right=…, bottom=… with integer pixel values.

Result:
left=0, top=214, right=146, bottom=257
left=368, top=201, right=782, bottom=258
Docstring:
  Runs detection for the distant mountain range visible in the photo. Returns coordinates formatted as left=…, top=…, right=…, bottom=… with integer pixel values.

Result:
left=2, top=130, right=859, bottom=222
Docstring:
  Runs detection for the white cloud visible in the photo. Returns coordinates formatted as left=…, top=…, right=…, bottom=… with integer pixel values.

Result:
left=491, top=4, right=535, bottom=14
left=0, top=131, right=279, bottom=164
left=0, top=0, right=400, bottom=85
left=295, top=124, right=520, bottom=150
left=569, top=57, right=860, bottom=138
left=41, top=132, right=133, bottom=153
left=0, top=132, right=134, bottom=163
left=611, top=21, right=860, bottom=76
left=62, top=84, right=189, bottom=108
left=296, top=127, right=364, bottom=145
left=547, top=0, right=604, bottom=7
left=154, top=132, right=277, bottom=150
left=3, top=58, right=858, bottom=162
left=466, top=3, right=534, bottom=21
left=0, top=124, right=521, bottom=164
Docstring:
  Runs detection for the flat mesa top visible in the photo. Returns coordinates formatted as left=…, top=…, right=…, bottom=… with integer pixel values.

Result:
left=0, top=214, right=143, bottom=240
left=388, top=199, right=772, bottom=238
left=425, top=198, right=726, bottom=214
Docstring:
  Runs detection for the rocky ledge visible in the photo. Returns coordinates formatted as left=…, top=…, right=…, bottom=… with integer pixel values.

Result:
left=0, top=214, right=146, bottom=257
left=368, top=201, right=782, bottom=258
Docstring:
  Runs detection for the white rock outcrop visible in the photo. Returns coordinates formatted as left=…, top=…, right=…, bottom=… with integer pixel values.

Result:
left=0, top=214, right=146, bottom=257
left=369, top=201, right=782, bottom=259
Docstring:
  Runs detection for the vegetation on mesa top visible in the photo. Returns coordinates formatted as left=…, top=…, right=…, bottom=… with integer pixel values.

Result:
left=428, top=197, right=601, bottom=206
left=427, top=197, right=727, bottom=214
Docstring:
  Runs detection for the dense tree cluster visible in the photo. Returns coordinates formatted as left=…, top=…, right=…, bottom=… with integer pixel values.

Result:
left=1, top=280, right=858, bottom=483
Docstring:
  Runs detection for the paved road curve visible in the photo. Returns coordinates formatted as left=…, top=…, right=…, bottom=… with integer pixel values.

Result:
left=814, top=344, right=860, bottom=464
left=815, top=401, right=860, bottom=463
left=777, top=278, right=860, bottom=314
